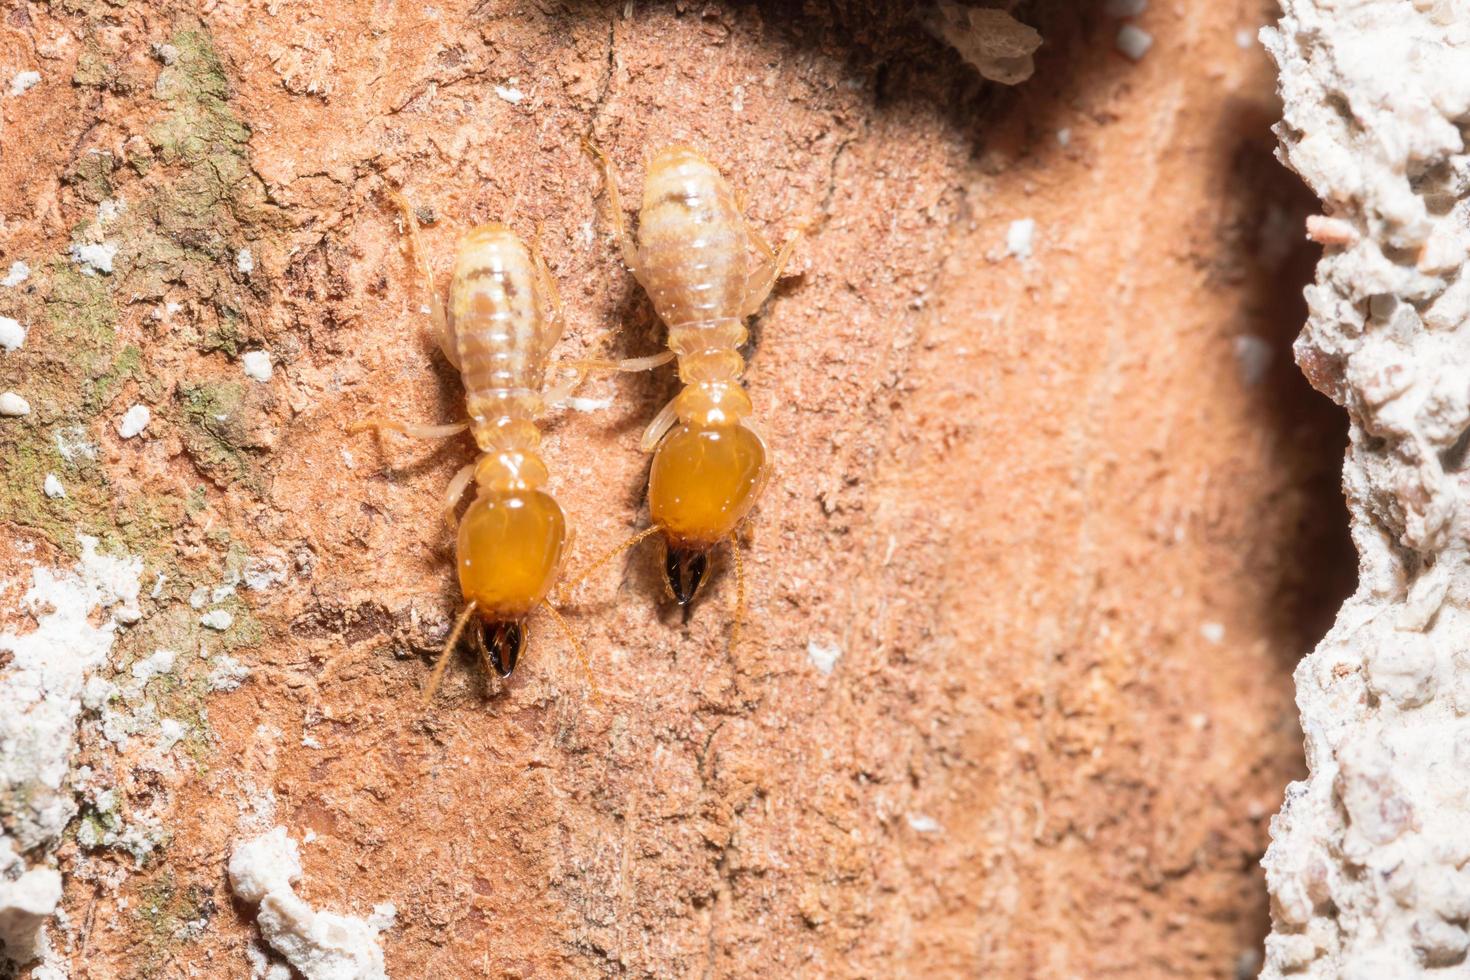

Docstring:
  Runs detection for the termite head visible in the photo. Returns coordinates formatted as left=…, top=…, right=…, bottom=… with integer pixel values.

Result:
left=456, top=488, right=566, bottom=675
left=648, top=387, right=766, bottom=605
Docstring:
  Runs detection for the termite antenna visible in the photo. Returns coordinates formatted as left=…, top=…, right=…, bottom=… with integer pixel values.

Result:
left=541, top=600, right=602, bottom=705
left=423, top=600, right=477, bottom=704
left=554, top=524, right=665, bottom=606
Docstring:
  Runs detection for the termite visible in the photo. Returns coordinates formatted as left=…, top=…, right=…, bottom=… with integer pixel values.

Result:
left=351, top=193, right=668, bottom=701
left=576, top=141, right=801, bottom=618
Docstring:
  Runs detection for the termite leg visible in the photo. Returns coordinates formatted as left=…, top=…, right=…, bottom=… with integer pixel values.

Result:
left=441, top=460, right=477, bottom=531
left=387, top=190, right=459, bottom=369
left=740, top=228, right=803, bottom=318
left=729, top=529, right=746, bottom=659
left=580, top=138, right=645, bottom=283
left=554, top=524, right=665, bottom=606
left=347, top=419, right=470, bottom=441
left=423, top=600, right=478, bottom=704
left=541, top=600, right=603, bottom=705
left=639, top=396, right=681, bottom=453
left=542, top=352, right=675, bottom=408
left=530, top=221, right=566, bottom=346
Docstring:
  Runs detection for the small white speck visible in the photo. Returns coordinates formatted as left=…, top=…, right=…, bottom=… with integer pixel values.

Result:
left=0, top=391, right=31, bottom=416
left=1, top=261, right=29, bottom=287
left=70, top=241, right=118, bottom=275
left=369, top=902, right=397, bottom=931
left=1235, top=28, right=1256, bottom=49
left=9, top=71, right=40, bottom=96
left=1056, top=128, right=1071, bottom=147
left=97, top=198, right=124, bottom=224
left=907, top=814, right=942, bottom=834
left=806, top=639, right=842, bottom=675
left=200, top=609, right=234, bottom=631
left=567, top=395, right=613, bottom=412
left=1006, top=218, right=1036, bottom=260
left=236, top=248, right=255, bottom=275
left=0, top=316, right=25, bottom=351
left=302, top=734, right=322, bottom=749
left=153, top=43, right=179, bottom=65
left=1103, top=0, right=1147, bottom=16
left=1116, top=25, right=1154, bottom=61
left=1232, top=335, right=1273, bottom=386
left=189, top=585, right=210, bottom=609
left=43, top=474, right=65, bottom=499
left=1201, top=622, right=1226, bottom=645
left=303, top=830, right=318, bottom=843
left=340, top=448, right=355, bottom=469
left=118, top=404, right=151, bottom=439
left=732, top=84, right=745, bottom=114
left=158, top=719, right=187, bottom=751
left=494, top=84, right=524, bottom=104
left=241, top=350, right=273, bottom=382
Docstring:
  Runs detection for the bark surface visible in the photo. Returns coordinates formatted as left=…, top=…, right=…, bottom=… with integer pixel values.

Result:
left=0, top=1, right=1347, bottom=976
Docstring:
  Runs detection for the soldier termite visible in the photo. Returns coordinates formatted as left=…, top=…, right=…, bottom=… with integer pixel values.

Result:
left=350, top=193, right=669, bottom=702
left=574, top=141, right=801, bottom=629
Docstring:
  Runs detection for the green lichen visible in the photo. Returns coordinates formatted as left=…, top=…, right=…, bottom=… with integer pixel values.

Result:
left=135, top=872, right=211, bottom=970
left=63, top=150, right=117, bottom=204
left=176, top=380, right=262, bottom=489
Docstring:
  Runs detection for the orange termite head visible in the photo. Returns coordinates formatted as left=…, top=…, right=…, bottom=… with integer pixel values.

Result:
left=455, top=471, right=566, bottom=676
left=647, top=385, right=767, bottom=606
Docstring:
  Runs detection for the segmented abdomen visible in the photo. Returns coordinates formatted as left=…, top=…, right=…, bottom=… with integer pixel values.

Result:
left=638, top=147, right=748, bottom=328
left=449, top=225, right=553, bottom=450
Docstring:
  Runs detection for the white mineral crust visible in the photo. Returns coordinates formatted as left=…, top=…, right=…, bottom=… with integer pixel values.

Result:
left=229, top=827, right=389, bottom=980
left=1262, top=1, right=1470, bottom=976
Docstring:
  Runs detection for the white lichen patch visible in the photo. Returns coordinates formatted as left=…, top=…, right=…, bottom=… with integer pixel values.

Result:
left=117, top=404, right=150, bottom=439
left=8, top=71, right=39, bottom=96
left=200, top=609, right=234, bottom=632
left=1261, top=1, right=1470, bottom=975
left=229, top=828, right=390, bottom=980
left=1, top=262, right=29, bottom=288
left=0, top=316, right=26, bottom=351
left=0, top=536, right=142, bottom=965
left=0, top=392, right=31, bottom=417
left=236, top=248, right=255, bottom=275
left=68, top=242, right=118, bottom=276
left=493, top=83, right=524, bottom=104
left=41, top=474, right=64, bottom=499
left=207, top=654, right=251, bottom=692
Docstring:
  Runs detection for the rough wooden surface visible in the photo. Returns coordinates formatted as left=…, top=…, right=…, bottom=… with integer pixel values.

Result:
left=0, top=0, right=1349, bottom=976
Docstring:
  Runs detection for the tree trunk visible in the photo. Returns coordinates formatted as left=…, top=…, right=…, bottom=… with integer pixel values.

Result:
left=0, top=1, right=1347, bottom=976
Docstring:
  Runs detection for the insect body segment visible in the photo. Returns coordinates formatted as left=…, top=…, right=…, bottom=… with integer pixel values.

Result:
left=584, top=142, right=799, bottom=608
